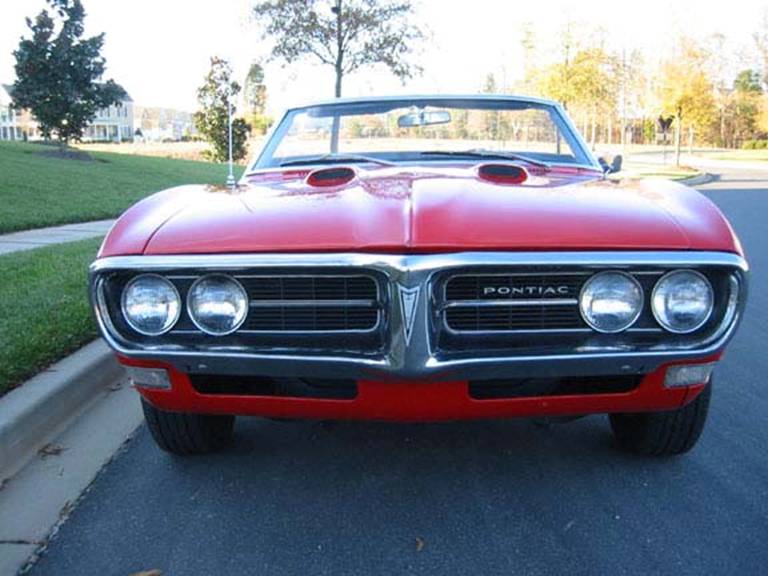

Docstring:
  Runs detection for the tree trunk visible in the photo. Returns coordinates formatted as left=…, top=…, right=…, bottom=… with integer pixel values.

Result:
left=688, top=126, right=694, bottom=155
left=334, top=67, right=343, bottom=98
left=674, top=111, right=682, bottom=167
left=719, top=106, right=726, bottom=148
left=607, top=116, right=612, bottom=146
left=330, top=69, right=342, bottom=153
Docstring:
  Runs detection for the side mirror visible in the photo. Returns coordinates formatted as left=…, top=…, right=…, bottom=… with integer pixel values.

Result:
left=598, top=154, right=623, bottom=174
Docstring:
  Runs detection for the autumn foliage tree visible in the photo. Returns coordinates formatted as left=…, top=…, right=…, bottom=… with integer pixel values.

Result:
left=538, top=47, right=618, bottom=146
left=729, top=70, right=763, bottom=145
left=252, top=0, right=425, bottom=97
left=193, top=57, right=251, bottom=163
left=243, top=61, right=272, bottom=135
left=12, top=0, right=125, bottom=145
left=657, top=39, right=715, bottom=165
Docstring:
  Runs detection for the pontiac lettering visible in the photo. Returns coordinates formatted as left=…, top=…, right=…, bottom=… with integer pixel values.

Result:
left=482, top=285, right=571, bottom=297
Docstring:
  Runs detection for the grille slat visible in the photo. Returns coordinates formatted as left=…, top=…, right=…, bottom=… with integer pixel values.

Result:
left=239, top=275, right=380, bottom=332
left=446, top=305, right=583, bottom=331
left=240, top=275, right=377, bottom=301
left=443, top=272, right=588, bottom=332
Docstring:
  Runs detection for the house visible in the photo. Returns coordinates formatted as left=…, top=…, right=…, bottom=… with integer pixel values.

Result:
left=82, top=89, right=134, bottom=142
left=135, top=106, right=196, bottom=142
left=0, top=84, right=39, bottom=141
left=0, top=83, right=133, bottom=142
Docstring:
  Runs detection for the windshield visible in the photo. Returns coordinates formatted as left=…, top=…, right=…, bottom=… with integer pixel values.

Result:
left=252, top=98, right=596, bottom=170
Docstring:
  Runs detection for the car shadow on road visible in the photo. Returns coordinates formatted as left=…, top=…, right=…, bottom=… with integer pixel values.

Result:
left=29, top=415, right=717, bottom=576
left=167, top=415, right=687, bottom=517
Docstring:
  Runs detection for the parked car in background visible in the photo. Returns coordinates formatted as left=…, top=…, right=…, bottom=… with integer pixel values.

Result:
left=90, top=95, right=748, bottom=457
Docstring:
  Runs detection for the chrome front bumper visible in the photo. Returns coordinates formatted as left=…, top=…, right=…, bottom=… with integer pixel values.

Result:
left=90, top=251, right=748, bottom=381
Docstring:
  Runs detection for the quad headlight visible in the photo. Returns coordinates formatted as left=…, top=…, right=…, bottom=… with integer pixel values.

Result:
left=121, top=274, right=181, bottom=336
left=652, top=270, right=713, bottom=334
left=580, top=271, right=643, bottom=333
left=187, top=274, right=249, bottom=335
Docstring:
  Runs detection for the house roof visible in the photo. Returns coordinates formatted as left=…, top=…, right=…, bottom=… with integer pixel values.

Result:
left=115, top=84, right=133, bottom=102
left=0, top=84, right=13, bottom=105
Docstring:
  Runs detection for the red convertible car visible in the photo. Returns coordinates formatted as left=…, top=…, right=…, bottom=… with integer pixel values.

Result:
left=90, top=95, right=748, bottom=456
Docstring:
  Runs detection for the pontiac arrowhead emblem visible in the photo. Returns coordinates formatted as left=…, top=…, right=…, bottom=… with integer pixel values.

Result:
left=398, top=284, right=421, bottom=345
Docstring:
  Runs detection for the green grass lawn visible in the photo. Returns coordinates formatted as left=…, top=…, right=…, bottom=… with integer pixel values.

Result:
left=708, top=149, right=768, bottom=162
left=0, top=140, right=244, bottom=234
left=0, top=238, right=102, bottom=395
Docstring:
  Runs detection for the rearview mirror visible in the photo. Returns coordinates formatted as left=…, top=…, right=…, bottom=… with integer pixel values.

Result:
left=397, top=110, right=452, bottom=128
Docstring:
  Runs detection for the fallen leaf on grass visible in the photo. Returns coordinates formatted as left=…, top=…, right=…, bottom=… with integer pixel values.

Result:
left=38, top=443, right=66, bottom=458
left=415, top=537, right=426, bottom=552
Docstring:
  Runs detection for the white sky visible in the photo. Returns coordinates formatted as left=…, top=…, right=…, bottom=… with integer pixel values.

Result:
left=1, top=0, right=765, bottom=114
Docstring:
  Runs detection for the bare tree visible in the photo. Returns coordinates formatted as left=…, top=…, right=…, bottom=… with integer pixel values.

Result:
left=252, top=0, right=425, bottom=98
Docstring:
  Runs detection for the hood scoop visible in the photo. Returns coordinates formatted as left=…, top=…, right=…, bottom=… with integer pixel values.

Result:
left=477, top=163, right=528, bottom=185
left=306, top=166, right=356, bottom=188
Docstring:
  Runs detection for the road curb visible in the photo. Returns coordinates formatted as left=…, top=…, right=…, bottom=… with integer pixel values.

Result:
left=679, top=172, right=715, bottom=186
left=0, top=340, right=123, bottom=481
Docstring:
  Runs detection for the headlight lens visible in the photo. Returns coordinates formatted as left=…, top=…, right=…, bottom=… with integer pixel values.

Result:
left=121, top=274, right=181, bottom=336
left=580, top=271, right=643, bottom=333
left=187, top=275, right=248, bottom=335
left=652, top=270, right=713, bottom=333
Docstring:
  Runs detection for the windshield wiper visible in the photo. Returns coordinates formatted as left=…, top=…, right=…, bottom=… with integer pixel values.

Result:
left=280, top=154, right=394, bottom=167
left=420, top=149, right=550, bottom=170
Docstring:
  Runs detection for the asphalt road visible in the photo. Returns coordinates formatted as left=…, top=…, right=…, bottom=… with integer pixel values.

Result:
left=28, top=169, right=768, bottom=576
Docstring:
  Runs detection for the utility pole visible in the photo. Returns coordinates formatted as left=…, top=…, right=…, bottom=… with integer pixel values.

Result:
left=620, top=48, right=627, bottom=152
left=330, top=0, right=342, bottom=153
left=332, top=0, right=343, bottom=97
left=226, top=81, right=235, bottom=189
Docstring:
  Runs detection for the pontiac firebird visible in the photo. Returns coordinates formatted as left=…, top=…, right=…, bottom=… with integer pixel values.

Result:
left=89, top=95, right=748, bottom=456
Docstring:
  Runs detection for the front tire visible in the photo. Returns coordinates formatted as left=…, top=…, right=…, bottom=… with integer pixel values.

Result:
left=609, top=381, right=711, bottom=456
left=141, top=399, right=235, bottom=455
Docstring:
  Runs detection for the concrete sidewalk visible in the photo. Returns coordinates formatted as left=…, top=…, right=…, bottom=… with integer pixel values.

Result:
left=0, top=219, right=115, bottom=255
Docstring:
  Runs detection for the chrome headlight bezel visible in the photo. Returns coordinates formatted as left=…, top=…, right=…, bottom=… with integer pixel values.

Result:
left=579, top=271, right=644, bottom=334
left=651, top=269, right=714, bottom=334
left=120, top=274, right=181, bottom=336
left=187, top=274, right=249, bottom=336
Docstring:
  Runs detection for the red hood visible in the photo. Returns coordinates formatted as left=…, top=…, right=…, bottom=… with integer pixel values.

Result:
left=99, top=165, right=741, bottom=257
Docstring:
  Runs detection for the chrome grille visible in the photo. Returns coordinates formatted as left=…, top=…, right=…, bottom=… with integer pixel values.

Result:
left=444, top=273, right=587, bottom=301
left=241, top=275, right=378, bottom=301
left=442, top=272, right=589, bottom=332
left=445, top=304, right=583, bottom=331
left=239, top=275, right=381, bottom=332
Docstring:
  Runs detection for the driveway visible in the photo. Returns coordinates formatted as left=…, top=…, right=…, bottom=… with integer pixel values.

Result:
left=27, top=167, right=768, bottom=576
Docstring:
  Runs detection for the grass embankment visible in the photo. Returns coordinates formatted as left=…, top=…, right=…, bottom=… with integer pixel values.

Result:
left=618, top=162, right=701, bottom=181
left=0, top=238, right=103, bottom=395
left=0, top=140, right=244, bottom=234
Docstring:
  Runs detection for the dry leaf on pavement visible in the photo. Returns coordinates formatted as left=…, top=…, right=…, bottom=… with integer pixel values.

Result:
left=38, top=443, right=66, bottom=458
